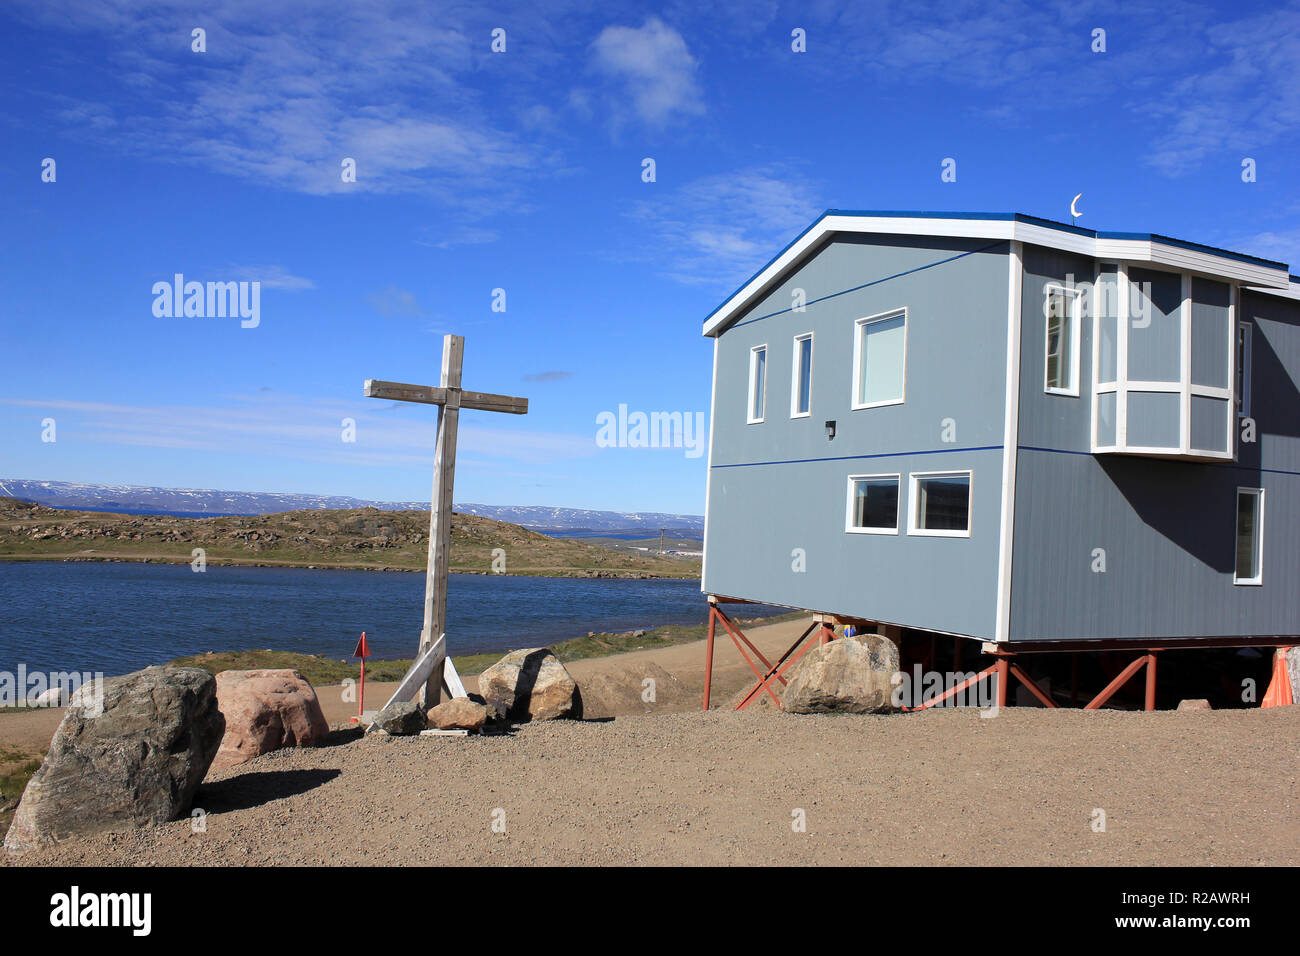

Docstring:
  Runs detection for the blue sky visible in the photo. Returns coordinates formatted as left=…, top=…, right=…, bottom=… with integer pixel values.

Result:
left=1, top=0, right=1296, bottom=515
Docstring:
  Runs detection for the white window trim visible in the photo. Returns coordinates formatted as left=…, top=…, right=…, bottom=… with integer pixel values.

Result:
left=851, top=307, right=907, bottom=410
left=790, top=332, right=813, bottom=419
left=907, top=470, right=973, bottom=538
left=1233, top=486, right=1265, bottom=586
left=747, top=343, right=767, bottom=424
left=1090, top=263, right=1235, bottom=460
left=845, top=473, right=901, bottom=535
left=1043, top=284, right=1082, bottom=397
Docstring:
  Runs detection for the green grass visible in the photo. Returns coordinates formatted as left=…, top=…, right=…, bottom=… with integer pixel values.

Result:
left=167, top=611, right=810, bottom=684
left=0, top=745, right=44, bottom=841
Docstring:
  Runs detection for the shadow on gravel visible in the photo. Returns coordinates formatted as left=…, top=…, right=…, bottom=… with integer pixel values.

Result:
left=198, top=768, right=341, bottom=813
left=324, top=727, right=364, bottom=747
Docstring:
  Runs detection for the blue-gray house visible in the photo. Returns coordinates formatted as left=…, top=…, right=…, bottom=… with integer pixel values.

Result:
left=701, top=211, right=1299, bottom=648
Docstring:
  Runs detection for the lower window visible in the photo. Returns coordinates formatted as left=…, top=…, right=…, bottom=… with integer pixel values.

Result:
left=847, top=475, right=900, bottom=534
left=909, top=471, right=971, bottom=537
left=1234, top=487, right=1264, bottom=585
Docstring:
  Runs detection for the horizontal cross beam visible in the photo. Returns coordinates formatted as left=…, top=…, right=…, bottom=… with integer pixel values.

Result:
left=363, top=379, right=528, bottom=414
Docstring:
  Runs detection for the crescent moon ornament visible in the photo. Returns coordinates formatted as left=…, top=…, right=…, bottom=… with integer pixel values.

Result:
left=1070, top=193, right=1083, bottom=220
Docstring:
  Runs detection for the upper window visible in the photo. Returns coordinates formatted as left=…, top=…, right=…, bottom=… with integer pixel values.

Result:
left=1234, top=487, right=1264, bottom=585
left=791, top=333, right=813, bottom=418
left=1044, top=286, right=1081, bottom=395
left=846, top=474, right=900, bottom=534
left=747, top=344, right=767, bottom=423
left=852, top=309, right=906, bottom=409
left=909, top=471, right=971, bottom=537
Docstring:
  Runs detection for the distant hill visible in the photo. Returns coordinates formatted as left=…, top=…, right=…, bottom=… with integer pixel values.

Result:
left=0, top=479, right=704, bottom=534
left=0, top=497, right=700, bottom=578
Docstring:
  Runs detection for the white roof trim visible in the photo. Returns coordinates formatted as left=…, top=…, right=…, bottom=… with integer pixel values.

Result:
left=703, top=216, right=1292, bottom=337
left=1246, top=278, right=1300, bottom=301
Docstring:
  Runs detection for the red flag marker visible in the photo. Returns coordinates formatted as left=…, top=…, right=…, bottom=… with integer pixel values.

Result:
left=351, top=632, right=371, bottom=723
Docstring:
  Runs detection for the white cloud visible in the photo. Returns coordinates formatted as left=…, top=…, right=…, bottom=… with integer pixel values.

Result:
left=0, top=394, right=597, bottom=470
left=12, top=0, right=554, bottom=208
left=629, top=167, right=822, bottom=287
left=368, top=286, right=426, bottom=318
left=229, top=265, right=314, bottom=291
left=591, top=18, right=705, bottom=127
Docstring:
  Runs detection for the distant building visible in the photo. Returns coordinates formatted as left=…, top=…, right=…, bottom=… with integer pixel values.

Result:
left=701, top=211, right=1299, bottom=646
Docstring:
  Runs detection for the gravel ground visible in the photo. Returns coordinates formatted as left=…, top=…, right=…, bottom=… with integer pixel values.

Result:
left=6, top=705, right=1297, bottom=866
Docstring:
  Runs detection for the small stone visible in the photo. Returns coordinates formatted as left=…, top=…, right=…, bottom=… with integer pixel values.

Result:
left=372, top=700, right=426, bottom=735
left=1176, top=698, right=1212, bottom=711
left=427, top=697, right=489, bottom=732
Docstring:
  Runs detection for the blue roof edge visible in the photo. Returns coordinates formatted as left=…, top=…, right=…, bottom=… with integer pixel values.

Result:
left=703, top=209, right=1291, bottom=329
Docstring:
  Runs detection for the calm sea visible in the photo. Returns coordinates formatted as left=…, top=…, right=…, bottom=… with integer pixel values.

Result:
left=0, top=562, right=783, bottom=676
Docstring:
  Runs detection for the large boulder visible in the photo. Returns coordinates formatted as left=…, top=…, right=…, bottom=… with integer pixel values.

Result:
left=4, top=666, right=223, bottom=854
left=371, top=700, right=426, bottom=735
left=427, top=697, right=489, bottom=732
left=209, top=669, right=330, bottom=773
left=477, top=648, right=582, bottom=721
left=781, top=634, right=900, bottom=714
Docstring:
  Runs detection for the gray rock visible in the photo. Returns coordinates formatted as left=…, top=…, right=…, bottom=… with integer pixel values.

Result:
left=1177, top=698, right=1212, bottom=711
left=4, top=666, right=224, bottom=854
left=478, top=648, right=582, bottom=721
left=781, top=634, right=900, bottom=714
left=1287, top=647, right=1299, bottom=704
left=372, top=700, right=426, bottom=735
left=28, top=686, right=67, bottom=707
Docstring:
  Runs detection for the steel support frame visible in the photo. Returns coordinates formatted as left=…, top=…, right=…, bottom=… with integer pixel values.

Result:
left=701, top=598, right=1287, bottom=712
left=702, top=598, right=840, bottom=711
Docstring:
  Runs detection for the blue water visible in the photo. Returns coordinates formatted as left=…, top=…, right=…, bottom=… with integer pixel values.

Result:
left=0, top=562, right=781, bottom=676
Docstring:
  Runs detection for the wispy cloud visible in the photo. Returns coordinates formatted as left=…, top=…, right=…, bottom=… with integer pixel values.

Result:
left=0, top=394, right=597, bottom=470
left=590, top=17, right=705, bottom=128
left=628, top=166, right=822, bottom=287
left=12, top=0, right=556, bottom=210
left=523, top=370, right=573, bottom=382
left=368, top=286, right=427, bottom=318
left=228, top=264, right=314, bottom=290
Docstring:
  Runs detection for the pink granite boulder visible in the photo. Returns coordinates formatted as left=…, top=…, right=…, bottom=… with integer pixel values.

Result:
left=210, top=669, right=330, bottom=773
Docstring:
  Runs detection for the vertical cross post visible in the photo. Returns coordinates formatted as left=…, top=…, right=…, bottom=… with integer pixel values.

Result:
left=419, top=334, right=463, bottom=709
left=364, top=335, right=527, bottom=717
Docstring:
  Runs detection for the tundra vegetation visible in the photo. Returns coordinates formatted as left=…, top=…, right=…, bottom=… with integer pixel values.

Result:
left=0, top=498, right=700, bottom=578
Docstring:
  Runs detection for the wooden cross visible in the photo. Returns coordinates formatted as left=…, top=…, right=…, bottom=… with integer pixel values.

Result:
left=364, top=334, right=528, bottom=710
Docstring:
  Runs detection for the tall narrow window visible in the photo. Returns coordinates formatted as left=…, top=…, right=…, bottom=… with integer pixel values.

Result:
left=1236, top=322, right=1252, bottom=418
left=791, top=333, right=813, bottom=418
left=1234, top=488, right=1264, bottom=585
left=1045, top=286, right=1080, bottom=395
left=747, top=345, right=767, bottom=423
left=909, top=471, right=972, bottom=537
left=846, top=474, right=899, bottom=534
left=853, top=309, right=906, bottom=408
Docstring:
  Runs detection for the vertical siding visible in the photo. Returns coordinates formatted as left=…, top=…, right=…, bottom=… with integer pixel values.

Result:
left=703, top=235, right=1010, bottom=639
